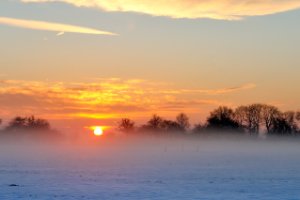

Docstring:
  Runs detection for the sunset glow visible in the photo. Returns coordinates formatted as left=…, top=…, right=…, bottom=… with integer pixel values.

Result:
left=91, top=126, right=104, bottom=136
left=1, top=1, right=300, bottom=199
left=0, top=0, right=299, bottom=132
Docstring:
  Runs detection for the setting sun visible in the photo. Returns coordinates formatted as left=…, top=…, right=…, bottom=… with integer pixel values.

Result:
left=93, top=126, right=103, bottom=136
left=1, top=0, right=300, bottom=199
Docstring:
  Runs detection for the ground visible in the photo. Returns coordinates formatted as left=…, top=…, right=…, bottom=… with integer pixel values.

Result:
left=0, top=138, right=300, bottom=199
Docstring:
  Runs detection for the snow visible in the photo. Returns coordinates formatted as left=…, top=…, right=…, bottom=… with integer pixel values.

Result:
left=0, top=138, right=300, bottom=199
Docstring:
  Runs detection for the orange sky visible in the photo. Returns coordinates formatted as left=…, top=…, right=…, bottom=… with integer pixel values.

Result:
left=0, top=0, right=300, bottom=132
left=0, top=79, right=257, bottom=128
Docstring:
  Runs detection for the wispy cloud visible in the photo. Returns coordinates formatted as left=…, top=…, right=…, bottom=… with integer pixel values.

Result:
left=161, top=83, right=257, bottom=95
left=0, top=17, right=117, bottom=35
left=21, top=0, right=300, bottom=20
left=56, top=31, right=65, bottom=36
left=0, top=79, right=255, bottom=120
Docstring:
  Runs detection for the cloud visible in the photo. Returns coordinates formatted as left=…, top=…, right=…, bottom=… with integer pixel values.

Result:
left=21, top=0, right=300, bottom=20
left=0, top=79, right=255, bottom=121
left=193, top=83, right=256, bottom=95
left=0, top=17, right=117, bottom=35
left=56, top=31, right=65, bottom=36
left=161, top=83, right=256, bottom=95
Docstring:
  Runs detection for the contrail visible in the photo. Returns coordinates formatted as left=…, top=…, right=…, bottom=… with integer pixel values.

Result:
left=0, top=17, right=118, bottom=36
left=56, top=31, right=65, bottom=36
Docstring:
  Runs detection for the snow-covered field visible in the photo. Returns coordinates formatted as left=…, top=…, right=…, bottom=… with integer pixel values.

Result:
left=1, top=137, right=300, bottom=200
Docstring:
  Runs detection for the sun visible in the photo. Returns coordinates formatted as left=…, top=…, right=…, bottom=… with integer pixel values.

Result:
left=93, top=126, right=103, bottom=136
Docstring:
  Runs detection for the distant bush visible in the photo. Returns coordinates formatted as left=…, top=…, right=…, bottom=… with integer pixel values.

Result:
left=0, top=116, right=62, bottom=140
left=5, top=116, right=50, bottom=132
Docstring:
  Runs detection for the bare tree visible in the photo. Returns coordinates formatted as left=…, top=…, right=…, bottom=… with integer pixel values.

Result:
left=206, top=106, right=241, bottom=132
left=235, top=104, right=262, bottom=134
left=27, top=116, right=50, bottom=130
left=282, top=111, right=298, bottom=133
left=176, top=113, right=190, bottom=132
left=270, top=116, right=293, bottom=135
left=235, top=106, right=249, bottom=130
left=296, top=111, right=300, bottom=121
left=296, top=112, right=300, bottom=133
left=283, top=111, right=296, bottom=124
left=247, top=104, right=263, bottom=134
left=143, top=114, right=164, bottom=131
left=118, top=118, right=135, bottom=133
left=6, top=116, right=50, bottom=131
left=261, top=105, right=280, bottom=134
left=161, top=120, right=182, bottom=132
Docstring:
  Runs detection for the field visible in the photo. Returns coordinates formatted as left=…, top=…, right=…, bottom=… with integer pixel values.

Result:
left=1, top=137, right=300, bottom=200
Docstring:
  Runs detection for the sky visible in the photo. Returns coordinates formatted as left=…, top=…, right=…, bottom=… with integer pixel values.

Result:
left=0, top=0, right=300, bottom=132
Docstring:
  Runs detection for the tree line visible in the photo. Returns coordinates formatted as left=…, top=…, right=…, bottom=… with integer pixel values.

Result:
left=1, top=103, right=299, bottom=138
left=0, top=116, right=61, bottom=139
left=118, top=104, right=300, bottom=136
left=0, top=116, right=50, bottom=131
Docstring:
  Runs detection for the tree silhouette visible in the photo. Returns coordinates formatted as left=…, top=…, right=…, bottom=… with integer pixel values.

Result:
left=282, top=111, right=298, bottom=133
left=249, top=104, right=263, bottom=134
left=118, top=118, right=135, bottom=133
left=234, top=106, right=249, bottom=130
left=26, top=116, right=50, bottom=130
left=142, top=114, right=164, bottom=132
left=176, top=113, right=190, bottom=132
left=296, top=112, right=300, bottom=133
left=140, top=114, right=188, bottom=133
left=270, top=116, right=293, bottom=135
left=261, top=104, right=281, bottom=134
left=7, top=116, right=27, bottom=130
left=296, top=112, right=300, bottom=122
left=206, top=106, right=241, bottom=132
left=160, top=120, right=182, bottom=132
left=235, top=104, right=262, bottom=134
left=5, top=116, right=50, bottom=131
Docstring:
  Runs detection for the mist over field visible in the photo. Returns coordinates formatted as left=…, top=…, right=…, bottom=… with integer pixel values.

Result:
left=2, top=0, right=300, bottom=199
left=1, top=133, right=300, bottom=199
